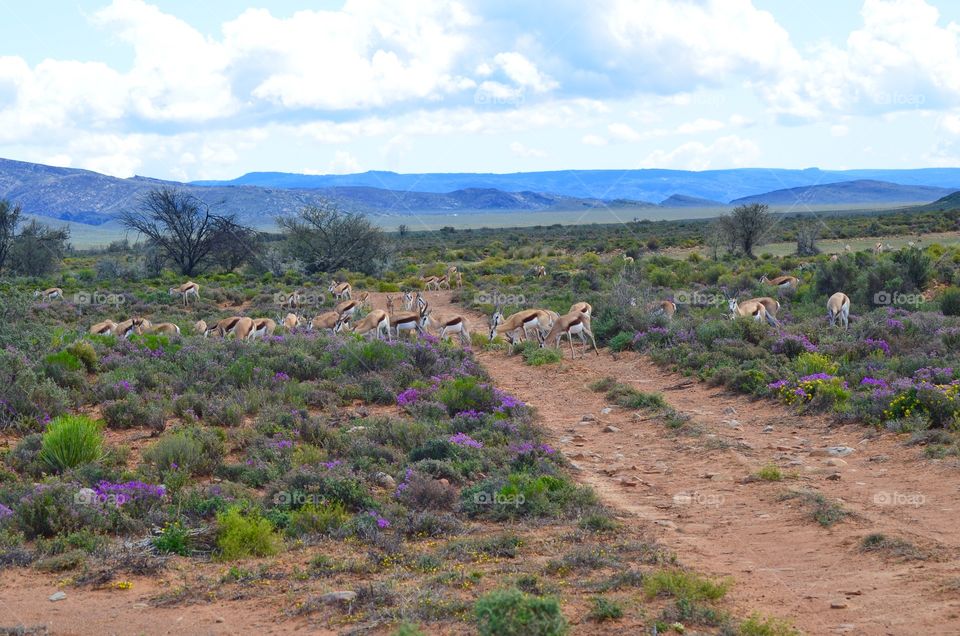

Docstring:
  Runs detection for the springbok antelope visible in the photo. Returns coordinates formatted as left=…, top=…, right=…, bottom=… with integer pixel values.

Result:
left=309, top=311, right=341, bottom=332
left=251, top=318, right=277, bottom=339
left=329, top=281, right=352, bottom=301
left=341, top=309, right=390, bottom=340
left=402, top=291, right=414, bottom=311
left=420, top=308, right=471, bottom=346
left=454, top=270, right=463, bottom=289
left=728, top=298, right=775, bottom=326
left=541, top=311, right=599, bottom=359
left=749, top=297, right=780, bottom=321
left=206, top=316, right=254, bottom=339
left=489, top=308, right=553, bottom=344
left=421, top=275, right=440, bottom=291
left=34, top=288, right=63, bottom=301
left=874, top=242, right=883, bottom=255
left=89, top=320, right=117, bottom=336
left=827, top=292, right=850, bottom=329
left=425, top=275, right=449, bottom=291
left=278, top=290, right=302, bottom=310
left=147, top=322, right=181, bottom=336
left=569, top=302, right=593, bottom=318
left=416, top=292, right=427, bottom=313
left=280, top=313, right=301, bottom=330
left=760, top=275, right=799, bottom=292
left=386, top=295, right=396, bottom=314
left=115, top=317, right=146, bottom=338
left=169, top=282, right=200, bottom=307
left=335, top=298, right=364, bottom=321
left=194, top=320, right=208, bottom=335
left=534, top=265, right=547, bottom=278
left=391, top=311, right=424, bottom=340
left=653, top=300, right=677, bottom=320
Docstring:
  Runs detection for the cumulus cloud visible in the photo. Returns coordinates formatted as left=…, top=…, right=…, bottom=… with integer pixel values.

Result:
left=509, top=141, right=547, bottom=157
left=640, top=135, right=761, bottom=170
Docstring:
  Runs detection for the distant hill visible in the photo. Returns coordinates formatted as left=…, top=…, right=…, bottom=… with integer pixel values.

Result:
left=911, top=190, right=960, bottom=211
left=660, top=194, right=726, bottom=208
left=194, top=167, right=960, bottom=203
left=0, top=158, right=653, bottom=228
left=730, top=180, right=954, bottom=206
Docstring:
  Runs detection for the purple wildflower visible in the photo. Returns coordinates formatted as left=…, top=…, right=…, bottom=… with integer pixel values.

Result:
left=396, top=388, right=420, bottom=406
left=0, top=503, right=12, bottom=520
left=860, top=377, right=888, bottom=387
left=767, top=379, right=789, bottom=390
left=799, top=373, right=835, bottom=382
left=367, top=510, right=390, bottom=529
left=863, top=338, right=891, bottom=356
left=273, top=371, right=290, bottom=382
left=449, top=432, right=483, bottom=448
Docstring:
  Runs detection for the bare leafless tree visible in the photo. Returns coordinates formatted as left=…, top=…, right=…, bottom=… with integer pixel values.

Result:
left=120, top=187, right=251, bottom=275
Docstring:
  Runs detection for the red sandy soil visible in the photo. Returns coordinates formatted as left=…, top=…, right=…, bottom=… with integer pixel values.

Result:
left=3, top=290, right=959, bottom=635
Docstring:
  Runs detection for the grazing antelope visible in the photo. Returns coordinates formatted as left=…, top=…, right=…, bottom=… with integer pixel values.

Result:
left=874, top=242, right=883, bottom=255
left=281, top=313, right=302, bottom=331
left=169, top=281, right=200, bottom=307
left=391, top=311, right=424, bottom=340
left=194, top=320, right=208, bottom=335
left=541, top=311, right=599, bottom=359
left=115, top=317, right=146, bottom=338
left=489, top=308, right=553, bottom=344
left=329, top=281, right=352, bottom=301
left=728, top=298, right=776, bottom=326
left=207, top=316, right=254, bottom=339
left=420, top=308, right=471, bottom=346
left=747, top=297, right=780, bottom=322
left=454, top=270, right=463, bottom=289
left=279, top=290, right=302, bottom=310
left=386, top=295, right=396, bottom=314
left=421, top=275, right=440, bottom=291
left=335, top=298, right=364, bottom=321
left=309, top=311, right=342, bottom=332
left=341, top=309, right=390, bottom=340
left=250, top=318, right=277, bottom=339
left=569, top=302, right=593, bottom=318
left=425, top=275, right=449, bottom=291
left=653, top=300, right=677, bottom=320
left=402, top=291, right=414, bottom=311
left=34, top=287, right=63, bottom=301
left=827, top=292, right=850, bottom=329
left=416, top=292, right=428, bottom=313
left=760, top=275, right=799, bottom=292
left=148, top=322, right=181, bottom=336
left=89, top=320, right=117, bottom=336
left=534, top=265, right=547, bottom=278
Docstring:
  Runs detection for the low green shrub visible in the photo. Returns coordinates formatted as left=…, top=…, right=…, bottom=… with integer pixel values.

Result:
left=38, top=415, right=104, bottom=472
left=216, top=505, right=281, bottom=561
left=474, top=588, right=568, bottom=636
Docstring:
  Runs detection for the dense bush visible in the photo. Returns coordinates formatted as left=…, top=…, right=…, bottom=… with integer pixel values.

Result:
left=38, top=415, right=103, bottom=472
left=474, top=588, right=568, bottom=636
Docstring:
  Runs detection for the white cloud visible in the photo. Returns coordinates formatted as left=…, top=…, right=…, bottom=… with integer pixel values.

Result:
left=493, top=52, right=558, bottom=93
left=675, top=118, right=725, bottom=135
left=509, top=141, right=547, bottom=157
left=581, top=134, right=608, bottom=146
left=761, top=0, right=960, bottom=120
left=326, top=150, right=363, bottom=174
left=640, top=135, right=761, bottom=170
left=830, top=124, right=850, bottom=137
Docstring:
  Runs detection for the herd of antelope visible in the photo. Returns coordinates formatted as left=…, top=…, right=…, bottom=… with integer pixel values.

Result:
left=72, top=259, right=853, bottom=358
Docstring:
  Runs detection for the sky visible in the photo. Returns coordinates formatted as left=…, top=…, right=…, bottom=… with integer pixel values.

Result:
left=2, top=0, right=960, bottom=181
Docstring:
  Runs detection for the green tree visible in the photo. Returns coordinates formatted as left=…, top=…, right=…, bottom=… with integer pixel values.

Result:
left=278, top=202, right=390, bottom=275
left=0, top=199, right=22, bottom=274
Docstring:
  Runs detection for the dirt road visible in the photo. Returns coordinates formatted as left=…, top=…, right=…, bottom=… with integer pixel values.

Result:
left=402, top=290, right=960, bottom=635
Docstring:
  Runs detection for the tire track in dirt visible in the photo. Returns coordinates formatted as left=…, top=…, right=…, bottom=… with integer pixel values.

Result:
left=373, top=290, right=960, bottom=635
